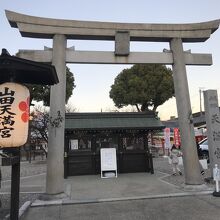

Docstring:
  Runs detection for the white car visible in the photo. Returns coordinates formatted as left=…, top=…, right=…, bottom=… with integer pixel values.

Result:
left=198, top=138, right=209, bottom=161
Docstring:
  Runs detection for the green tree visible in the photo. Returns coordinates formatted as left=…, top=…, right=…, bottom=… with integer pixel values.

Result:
left=27, top=66, right=75, bottom=106
left=109, top=64, right=174, bottom=112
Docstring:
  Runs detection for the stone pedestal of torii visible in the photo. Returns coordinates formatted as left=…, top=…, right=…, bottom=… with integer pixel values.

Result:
left=5, top=10, right=220, bottom=195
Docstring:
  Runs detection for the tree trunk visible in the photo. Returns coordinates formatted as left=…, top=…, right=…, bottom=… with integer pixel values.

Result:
left=153, top=105, right=158, bottom=112
left=141, top=103, right=149, bottom=112
left=135, top=104, right=141, bottom=112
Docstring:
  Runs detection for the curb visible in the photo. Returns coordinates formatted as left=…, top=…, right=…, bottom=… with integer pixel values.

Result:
left=4, top=201, right=32, bottom=220
left=31, top=190, right=213, bottom=207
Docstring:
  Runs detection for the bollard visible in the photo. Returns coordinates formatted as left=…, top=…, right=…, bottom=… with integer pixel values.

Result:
left=213, top=164, right=220, bottom=197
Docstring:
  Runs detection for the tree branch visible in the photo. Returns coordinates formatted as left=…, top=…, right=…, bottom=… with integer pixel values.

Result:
left=135, top=104, right=141, bottom=112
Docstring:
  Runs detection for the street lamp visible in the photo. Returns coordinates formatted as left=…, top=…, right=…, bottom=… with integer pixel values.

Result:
left=0, top=48, right=58, bottom=220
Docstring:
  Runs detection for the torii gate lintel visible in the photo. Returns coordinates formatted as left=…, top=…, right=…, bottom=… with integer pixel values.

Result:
left=17, top=49, right=213, bottom=66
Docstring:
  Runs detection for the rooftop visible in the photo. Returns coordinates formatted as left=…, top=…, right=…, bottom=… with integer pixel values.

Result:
left=65, top=112, right=165, bottom=131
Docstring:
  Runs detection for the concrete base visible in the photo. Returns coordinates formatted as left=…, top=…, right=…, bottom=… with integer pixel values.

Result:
left=182, top=184, right=212, bottom=192
left=38, top=192, right=69, bottom=201
left=213, top=191, right=220, bottom=197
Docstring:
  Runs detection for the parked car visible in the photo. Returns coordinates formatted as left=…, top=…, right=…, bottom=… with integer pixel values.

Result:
left=198, top=138, right=209, bottom=162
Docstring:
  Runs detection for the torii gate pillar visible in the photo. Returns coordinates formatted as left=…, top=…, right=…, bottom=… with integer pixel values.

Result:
left=46, top=35, right=67, bottom=194
left=170, top=38, right=202, bottom=184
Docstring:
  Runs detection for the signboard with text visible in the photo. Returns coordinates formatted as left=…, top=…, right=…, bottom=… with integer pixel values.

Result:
left=100, top=148, right=117, bottom=178
left=204, top=90, right=220, bottom=171
left=164, top=128, right=171, bottom=149
left=173, top=128, right=181, bottom=147
left=70, top=139, right=78, bottom=150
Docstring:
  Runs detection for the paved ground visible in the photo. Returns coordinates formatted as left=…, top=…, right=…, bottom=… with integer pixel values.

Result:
left=23, top=195, right=220, bottom=220
left=0, top=156, right=216, bottom=220
left=0, top=158, right=46, bottom=219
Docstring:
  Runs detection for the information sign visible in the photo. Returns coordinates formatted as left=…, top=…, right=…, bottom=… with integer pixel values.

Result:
left=100, top=148, right=117, bottom=178
left=70, top=139, right=78, bottom=150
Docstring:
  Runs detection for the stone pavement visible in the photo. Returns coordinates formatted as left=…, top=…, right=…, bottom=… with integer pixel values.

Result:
left=22, top=195, right=220, bottom=220
left=0, top=157, right=218, bottom=219
left=21, top=169, right=218, bottom=220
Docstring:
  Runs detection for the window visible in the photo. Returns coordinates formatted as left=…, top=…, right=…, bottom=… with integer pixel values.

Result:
left=123, top=137, right=144, bottom=150
left=95, top=137, right=118, bottom=152
left=69, top=137, right=91, bottom=151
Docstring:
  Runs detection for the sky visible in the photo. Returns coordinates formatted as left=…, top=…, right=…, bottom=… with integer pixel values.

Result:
left=0, top=0, right=220, bottom=120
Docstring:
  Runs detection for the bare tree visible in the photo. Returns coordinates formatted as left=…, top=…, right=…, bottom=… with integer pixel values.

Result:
left=29, top=106, right=49, bottom=156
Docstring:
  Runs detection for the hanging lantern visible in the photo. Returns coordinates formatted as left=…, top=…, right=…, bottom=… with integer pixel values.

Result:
left=0, top=82, right=30, bottom=148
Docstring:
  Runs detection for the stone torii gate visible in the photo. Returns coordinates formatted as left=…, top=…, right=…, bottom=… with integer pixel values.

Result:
left=6, top=10, right=220, bottom=196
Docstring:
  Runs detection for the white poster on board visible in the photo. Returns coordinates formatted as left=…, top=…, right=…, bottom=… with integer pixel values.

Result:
left=70, top=139, right=78, bottom=150
left=100, top=148, right=117, bottom=178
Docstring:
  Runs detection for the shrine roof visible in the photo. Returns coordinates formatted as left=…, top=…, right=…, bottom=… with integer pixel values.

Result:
left=65, top=112, right=165, bottom=131
left=0, top=49, right=59, bottom=85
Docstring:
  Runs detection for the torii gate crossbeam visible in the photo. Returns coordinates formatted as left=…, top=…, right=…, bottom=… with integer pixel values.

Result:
left=17, top=50, right=212, bottom=65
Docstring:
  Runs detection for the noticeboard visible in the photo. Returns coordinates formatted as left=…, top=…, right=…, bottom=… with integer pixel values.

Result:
left=100, top=148, right=117, bottom=178
left=70, top=139, right=78, bottom=150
